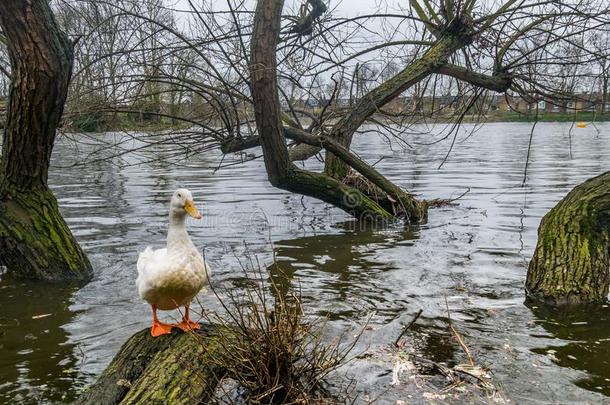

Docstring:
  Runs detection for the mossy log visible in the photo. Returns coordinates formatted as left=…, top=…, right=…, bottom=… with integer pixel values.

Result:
left=526, top=171, right=610, bottom=304
left=76, top=325, right=226, bottom=405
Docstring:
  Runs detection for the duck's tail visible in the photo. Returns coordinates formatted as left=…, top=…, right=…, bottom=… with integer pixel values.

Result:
left=137, top=246, right=155, bottom=276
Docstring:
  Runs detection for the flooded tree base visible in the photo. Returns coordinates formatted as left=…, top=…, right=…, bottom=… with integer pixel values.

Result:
left=526, top=171, right=610, bottom=303
left=0, top=188, right=92, bottom=281
left=341, top=169, right=429, bottom=220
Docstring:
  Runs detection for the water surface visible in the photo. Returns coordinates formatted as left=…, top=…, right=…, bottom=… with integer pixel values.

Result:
left=1, top=122, right=609, bottom=403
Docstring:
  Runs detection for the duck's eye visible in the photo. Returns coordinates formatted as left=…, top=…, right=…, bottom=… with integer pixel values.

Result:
left=177, top=193, right=182, bottom=198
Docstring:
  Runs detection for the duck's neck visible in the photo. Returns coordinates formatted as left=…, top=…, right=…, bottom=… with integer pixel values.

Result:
left=166, top=211, right=193, bottom=252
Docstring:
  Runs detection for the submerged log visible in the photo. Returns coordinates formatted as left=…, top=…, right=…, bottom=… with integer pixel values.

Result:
left=76, top=325, right=226, bottom=405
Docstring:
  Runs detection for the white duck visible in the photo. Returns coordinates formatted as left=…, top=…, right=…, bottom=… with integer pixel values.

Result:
left=136, top=188, right=210, bottom=337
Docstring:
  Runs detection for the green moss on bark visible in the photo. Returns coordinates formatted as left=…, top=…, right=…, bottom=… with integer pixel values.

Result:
left=0, top=187, right=92, bottom=281
left=284, top=168, right=395, bottom=221
left=75, top=325, right=226, bottom=405
left=526, top=171, right=610, bottom=304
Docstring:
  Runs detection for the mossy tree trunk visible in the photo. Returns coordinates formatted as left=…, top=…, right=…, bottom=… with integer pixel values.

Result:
left=526, top=172, right=610, bottom=304
left=0, top=0, right=92, bottom=281
left=240, top=4, right=519, bottom=223
left=75, top=326, right=226, bottom=405
left=249, top=0, right=428, bottom=222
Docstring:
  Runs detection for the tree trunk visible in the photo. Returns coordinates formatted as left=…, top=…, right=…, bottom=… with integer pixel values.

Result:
left=75, top=326, right=226, bottom=405
left=285, top=127, right=428, bottom=220
left=0, top=0, right=92, bottom=281
left=526, top=172, right=610, bottom=304
left=247, top=0, right=428, bottom=222
left=602, top=73, right=608, bottom=114
left=324, top=28, right=471, bottom=179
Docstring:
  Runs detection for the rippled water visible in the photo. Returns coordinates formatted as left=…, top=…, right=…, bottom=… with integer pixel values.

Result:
left=1, top=122, right=610, bottom=403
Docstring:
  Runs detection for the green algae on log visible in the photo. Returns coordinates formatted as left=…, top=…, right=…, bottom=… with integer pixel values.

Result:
left=75, top=325, right=225, bottom=405
left=526, top=171, right=610, bottom=304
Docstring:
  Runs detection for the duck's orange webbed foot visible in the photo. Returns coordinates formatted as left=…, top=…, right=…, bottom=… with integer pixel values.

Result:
left=150, top=304, right=174, bottom=337
left=151, top=320, right=174, bottom=337
left=175, top=304, right=201, bottom=332
left=175, top=319, right=201, bottom=332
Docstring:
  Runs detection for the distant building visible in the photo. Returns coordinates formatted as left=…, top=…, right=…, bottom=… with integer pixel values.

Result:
left=278, top=91, right=608, bottom=116
left=305, top=98, right=320, bottom=108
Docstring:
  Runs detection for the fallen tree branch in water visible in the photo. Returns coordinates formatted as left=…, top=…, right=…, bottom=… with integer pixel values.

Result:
left=427, top=187, right=471, bottom=208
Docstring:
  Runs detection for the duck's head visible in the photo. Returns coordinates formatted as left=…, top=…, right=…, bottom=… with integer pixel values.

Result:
left=170, top=188, right=202, bottom=219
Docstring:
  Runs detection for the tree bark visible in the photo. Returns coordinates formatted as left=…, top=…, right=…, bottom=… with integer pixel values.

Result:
left=0, top=0, right=92, bottom=281
left=435, top=64, right=512, bottom=93
left=526, top=172, right=610, bottom=304
left=249, top=0, right=292, bottom=188
left=285, top=127, right=428, bottom=220
left=75, top=326, right=225, bottom=405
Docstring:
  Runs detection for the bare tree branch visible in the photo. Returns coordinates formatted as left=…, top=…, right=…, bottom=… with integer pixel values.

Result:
left=436, top=64, right=512, bottom=92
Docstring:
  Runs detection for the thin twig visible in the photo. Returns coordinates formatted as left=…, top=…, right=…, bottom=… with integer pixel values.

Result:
left=427, top=187, right=471, bottom=207
left=522, top=105, right=539, bottom=187
left=394, top=309, right=423, bottom=347
left=444, top=296, right=474, bottom=366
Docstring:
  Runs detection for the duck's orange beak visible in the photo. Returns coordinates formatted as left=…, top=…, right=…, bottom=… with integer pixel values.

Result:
left=184, top=200, right=202, bottom=219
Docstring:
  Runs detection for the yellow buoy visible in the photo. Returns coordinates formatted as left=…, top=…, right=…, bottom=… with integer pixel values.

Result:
left=576, top=122, right=587, bottom=128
